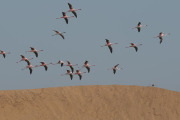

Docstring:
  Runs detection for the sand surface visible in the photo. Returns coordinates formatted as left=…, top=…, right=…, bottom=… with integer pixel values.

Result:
left=0, top=85, right=180, bottom=120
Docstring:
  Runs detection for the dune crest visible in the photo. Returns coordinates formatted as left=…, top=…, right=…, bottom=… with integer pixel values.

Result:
left=0, top=85, right=180, bottom=120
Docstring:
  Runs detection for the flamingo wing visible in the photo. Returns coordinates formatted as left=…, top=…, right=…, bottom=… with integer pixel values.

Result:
left=86, top=66, right=90, bottom=73
left=3, top=54, right=6, bottom=58
left=78, top=74, right=82, bottom=80
left=137, top=27, right=141, bottom=32
left=70, top=66, right=74, bottom=73
left=113, top=69, right=116, bottom=74
left=70, top=74, right=73, bottom=80
left=34, top=51, right=38, bottom=57
left=68, top=3, right=73, bottom=9
left=29, top=68, right=32, bottom=74
left=134, top=46, right=138, bottom=52
left=44, top=65, right=48, bottom=71
left=108, top=45, right=113, bottom=53
left=65, top=18, right=68, bottom=24
left=72, top=11, right=77, bottom=18
left=60, top=34, right=65, bottom=39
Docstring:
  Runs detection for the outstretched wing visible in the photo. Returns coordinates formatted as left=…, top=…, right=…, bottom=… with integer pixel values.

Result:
left=113, top=69, right=116, bottom=74
left=134, top=46, right=138, bottom=52
left=34, top=51, right=38, bottom=57
left=29, top=68, right=32, bottom=74
left=86, top=66, right=90, bottom=73
left=68, top=3, right=73, bottom=9
left=78, top=74, right=82, bottom=80
left=44, top=66, right=48, bottom=71
left=108, top=45, right=113, bottom=53
left=72, top=11, right=77, bottom=18
left=65, top=18, right=68, bottom=24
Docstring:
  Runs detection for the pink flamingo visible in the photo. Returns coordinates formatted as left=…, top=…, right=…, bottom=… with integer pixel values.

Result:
left=61, top=70, right=73, bottom=80
left=154, top=32, right=170, bottom=44
left=0, top=50, right=11, bottom=58
left=66, top=3, right=81, bottom=18
left=21, top=60, right=36, bottom=75
left=126, top=43, right=142, bottom=52
left=64, top=61, right=78, bottom=73
left=16, top=55, right=33, bottom=63
left=101, top=39, right=118, bottom=53
left=74, top=70, right=86, bottom=80
left=52, top=30, right=66, bottom=39
left=108, top=64, right=123, bottom=74
left=35, top=62, right=53, bottom=71
left=80, top=61, right=95, bottom=73
left=132, top=22, right=147, bottom=32
left=26, top=47, right=43, bottom=57
left=56, top=12, right=74, bottom=24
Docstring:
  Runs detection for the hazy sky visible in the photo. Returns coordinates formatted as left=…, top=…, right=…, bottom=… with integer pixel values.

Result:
left=0, top=0, right=180, bottom=91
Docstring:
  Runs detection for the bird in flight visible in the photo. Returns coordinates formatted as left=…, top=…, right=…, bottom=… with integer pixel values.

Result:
left=154, top=32, right=170, bottom=44
left=126, top=43, right=142, bottom=52
left=16, top=55, right=33, bottom=63
left=61, top=70, right=73, bottom=80
left=74, top=70, right=86, bottom=80
left=108, top=64, right=123, bottom=74
left=80, top=61, right=95, bottom=73
left=52, top=60, right=64, bottom=67
left=0, top=50, right=11, bottom=58
left=21, top=60, right=36, bottom=75
left=35, top=62, right=53, bottom=71
left=64, top=61, right=78, bottom=73
left=52, top=30, right=66, bottom=39
left=66, top=3, right=81, bottom=18
left=132, top=22, right=148, bottom=32
left=101, top=39, right=118, bottom=53
left=26, top=47, right=43, bottom=57
left=56, top=12, right=74, bottom=24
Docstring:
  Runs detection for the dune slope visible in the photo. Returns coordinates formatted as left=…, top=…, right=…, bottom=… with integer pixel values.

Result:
left=0, top=85, right=180, bottom=120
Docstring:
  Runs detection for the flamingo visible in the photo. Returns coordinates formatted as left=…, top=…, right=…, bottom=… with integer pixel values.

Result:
left=26, top=47, right=43, bottom=57
left=74, top=70, right=86, bottom=80
left=126, top=43, right=142, bottom=52
left=101, top=39, right=118, bottom=53
left=21, top=60, right=36, bottom=75
left=64, top=61, right=78, bottom=73
left=81, top=61, right=95, bottom=73
left=66, top=3, right=81, bottom=18
left=16, top=55, right=33, bottom=63
left=108, top=64, right=123, bottom=74
left=0, top=50, right=11, bottom=58
left=52, top=30, right=66, bottom=39
left=56, top=12, right=74, bottom=24
left=154, top=32, right=170, bottom=44
left=132, top=22, right=147, bottom=32
left=35, top=62, right=53, bottom=71
left=61, top=70, right=73, bottom=80
left=52, top=60, right=64, bottom=67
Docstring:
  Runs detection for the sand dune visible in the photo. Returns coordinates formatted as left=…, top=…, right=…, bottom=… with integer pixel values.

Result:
left=0, top=85, right=180, bottom=120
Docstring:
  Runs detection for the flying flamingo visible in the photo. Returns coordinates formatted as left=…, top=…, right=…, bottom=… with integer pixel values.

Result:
left=16, top=55, right=33, bottom=63
left=0, top=50, right=11, bottom=58
left=74, top=70, right=86, bottom=80
left=154, top=32, right=170, bottom=44
left=52, top=60, right=64, bottom=67
left=56, top=12, right=74, bottom=24
left=101, top=39, right=118, bottom=53
left=66, top=3, right=81, bottom=18
left=35, top=62, right=53, bottom=71
left=108, top=64, right=123, bottom=74
left=61, top=70, right=73, bottom=80
left=132, top=22, right=148, bottom=32
left=26, top=47, right=43, bottom=57
left=64, top=61, right=78, bottom=73
left=52, top=30, right=66, bottom=39
left=126, top=43, right=142, bottom=52
left=21, top=60, right=36, bottom=75
left=80, top=61, right=95, bottom=73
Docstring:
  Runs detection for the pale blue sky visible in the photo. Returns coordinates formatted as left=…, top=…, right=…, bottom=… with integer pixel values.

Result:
left=0, top=0, right=180, bottom=91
